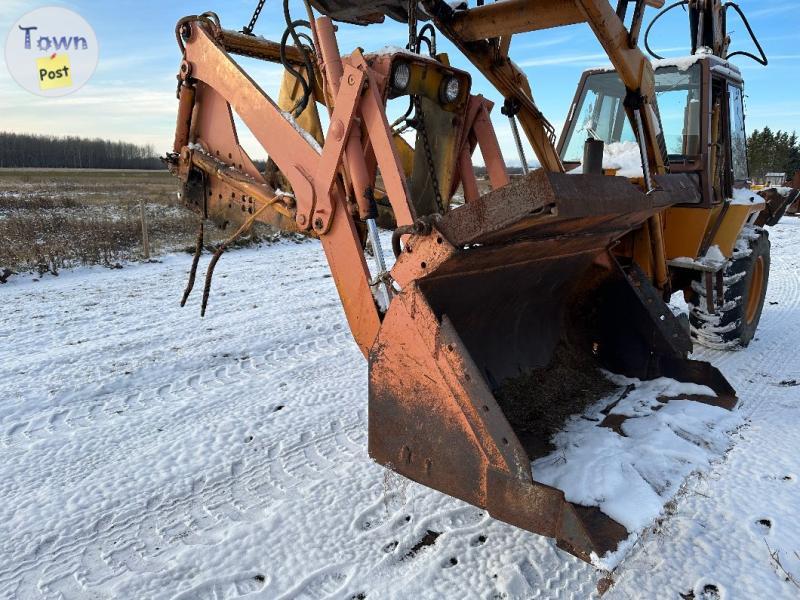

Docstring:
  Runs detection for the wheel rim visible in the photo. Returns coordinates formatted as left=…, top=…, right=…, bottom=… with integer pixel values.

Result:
left=745, top=256, right=765, bottom=325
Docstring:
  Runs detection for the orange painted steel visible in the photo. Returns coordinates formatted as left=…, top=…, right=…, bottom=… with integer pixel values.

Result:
left=471, top=99, right=511, bottom=191
left=457, top=146, right=480, bottom=203
left=175, top=18, right=383, bottom=355
left=316, top=19, right=374, bottom=221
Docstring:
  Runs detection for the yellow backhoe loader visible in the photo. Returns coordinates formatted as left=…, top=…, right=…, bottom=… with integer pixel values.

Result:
left=165, top=0, right=785, bottom=562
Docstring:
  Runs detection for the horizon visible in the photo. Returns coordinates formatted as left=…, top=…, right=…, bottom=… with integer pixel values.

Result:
left=2, top=1, right=798, bottom=166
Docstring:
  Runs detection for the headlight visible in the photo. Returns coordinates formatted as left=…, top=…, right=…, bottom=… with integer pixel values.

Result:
left=392, top=62, right=410, bottom=91
left=441, top=76, right=460, bottom=103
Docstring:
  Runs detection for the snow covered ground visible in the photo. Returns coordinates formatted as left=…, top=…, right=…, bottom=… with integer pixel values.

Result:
left=1, top=219, right=799, bottom=599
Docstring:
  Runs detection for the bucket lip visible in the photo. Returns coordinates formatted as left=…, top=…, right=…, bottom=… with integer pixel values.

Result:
left=436, top=169, right=681, bottom=248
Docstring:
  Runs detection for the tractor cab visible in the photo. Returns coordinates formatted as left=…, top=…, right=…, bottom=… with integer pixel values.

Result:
left=559, top=53, right=749, bottom=208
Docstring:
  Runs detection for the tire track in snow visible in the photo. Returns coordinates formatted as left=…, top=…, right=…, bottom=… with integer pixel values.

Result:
left=0, top=325, right=351, bottom=449
left=0, top=244, right=373, bottom=599
left=0, top=359, right=361, bottom=514
left=0, top=414, right=366, bottom=599
left=5, top=224, right=797, bottom=599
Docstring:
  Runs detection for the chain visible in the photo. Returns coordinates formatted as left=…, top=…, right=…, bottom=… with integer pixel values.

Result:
left=242, top=0, right=267, bottom=35
left=412, top=95, right=444, bottom=213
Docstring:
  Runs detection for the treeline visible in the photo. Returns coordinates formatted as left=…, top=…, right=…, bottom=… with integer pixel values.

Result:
left=747, top=128, right=800, bottom=182
left=0, top=132, right=164, bottom=169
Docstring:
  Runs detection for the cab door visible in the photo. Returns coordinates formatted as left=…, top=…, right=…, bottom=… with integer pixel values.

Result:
left=727, top=83, right=749, bottom=185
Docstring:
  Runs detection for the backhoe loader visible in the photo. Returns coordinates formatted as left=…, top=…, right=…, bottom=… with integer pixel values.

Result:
left=166, top=0, right=782, bottom=562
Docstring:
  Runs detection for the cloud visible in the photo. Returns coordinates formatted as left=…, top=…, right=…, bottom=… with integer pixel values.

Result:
left=515, top=34, right=575, bottom=51
left=747, top=3, right=796, bottom=19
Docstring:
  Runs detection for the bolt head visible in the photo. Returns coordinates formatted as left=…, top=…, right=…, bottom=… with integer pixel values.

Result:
left=297, top=214, right=307, bottom=226
left=313, top=217, right=324, bottom=230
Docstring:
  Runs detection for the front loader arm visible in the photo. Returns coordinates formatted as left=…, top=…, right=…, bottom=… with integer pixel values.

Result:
left=169, top=15, right=516, bottom=353
left=172, top=18, right=386, bottom=355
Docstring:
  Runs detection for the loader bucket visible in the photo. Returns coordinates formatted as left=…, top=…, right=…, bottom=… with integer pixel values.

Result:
left=370, top=170, right=737, bottom=561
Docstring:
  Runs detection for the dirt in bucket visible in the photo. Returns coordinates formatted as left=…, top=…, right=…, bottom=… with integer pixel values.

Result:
left=494, top=340, right=619, bottom=460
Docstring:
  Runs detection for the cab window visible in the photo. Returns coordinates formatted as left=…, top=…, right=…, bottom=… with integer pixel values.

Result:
left=728, top=84, right=748, bottom=181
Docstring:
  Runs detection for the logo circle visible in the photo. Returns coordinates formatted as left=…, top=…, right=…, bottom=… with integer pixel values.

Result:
left=4, top=7, right=99, bottom=97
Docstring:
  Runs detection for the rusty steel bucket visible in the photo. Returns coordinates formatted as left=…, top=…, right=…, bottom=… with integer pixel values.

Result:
left=369, top=170, right=737, bottom=561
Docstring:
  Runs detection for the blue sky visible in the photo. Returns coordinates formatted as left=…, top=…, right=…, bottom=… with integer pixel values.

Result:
left=1, top=0, right=797, bottom=164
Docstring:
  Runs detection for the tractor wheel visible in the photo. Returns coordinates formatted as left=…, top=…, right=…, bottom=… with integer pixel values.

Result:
left=689, top=227, right=770, bottom=349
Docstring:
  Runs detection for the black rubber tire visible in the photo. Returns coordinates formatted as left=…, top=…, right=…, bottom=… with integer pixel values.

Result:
left=689, top=228, right=770, bottom=348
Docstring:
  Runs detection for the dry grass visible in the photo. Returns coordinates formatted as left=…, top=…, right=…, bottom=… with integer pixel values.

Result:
left=0, top=169, right=271, bottom=277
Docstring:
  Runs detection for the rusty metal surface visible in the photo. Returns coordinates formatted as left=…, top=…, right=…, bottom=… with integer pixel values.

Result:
left=787, top=176, right=800, bottom=215
left=435, top=170, right=683, bottom=247
left=188, top=149, right=298, bottom=232
left=574, top=255, right=693, bottom=379
left=217, top=28, right=306, bottom=64
left=369, top=160, right=739, bottom=561
left=310, top=0, right=406, bottom=24
left=789, top=173, right=800, bottom=215
left=368, top=283, right=631, bottom=562
left=653, top=173, right=704, bottom=204
left=370, top=256, right=737, bottom=562
left=755, top=186, right=800, bottom=226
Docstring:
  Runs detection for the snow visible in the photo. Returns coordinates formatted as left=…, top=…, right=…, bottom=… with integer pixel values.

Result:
left=669, top=289, right=691, bottom=317
left=671, top=244, right=729, bottom=271
left=731, top=187, right=762, bottom=205
left=590, top=48, right=716, bottom=78
left=1, top=220, right=800, bottom=598
left=703, top=244, right=727, bottom=267
left=374, top=45, right=417, bottom=57
left=651, top=53, right=707, bottom=72
left=534, top=382, right=742, bottom=569
left=568, top=141, right=644, bottom=178
left=589, top=52, right=705, bottom=75
left=371, top=46, right=445, bottom=68
left=280, top=110, right=323, bottom=154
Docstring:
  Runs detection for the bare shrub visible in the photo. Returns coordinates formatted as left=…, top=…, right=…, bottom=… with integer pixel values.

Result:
left=0, top=194, right=79, bottom=210
left=0, top=170, right=284, bottom=275
left=0, top=212, right=141, bottom=274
